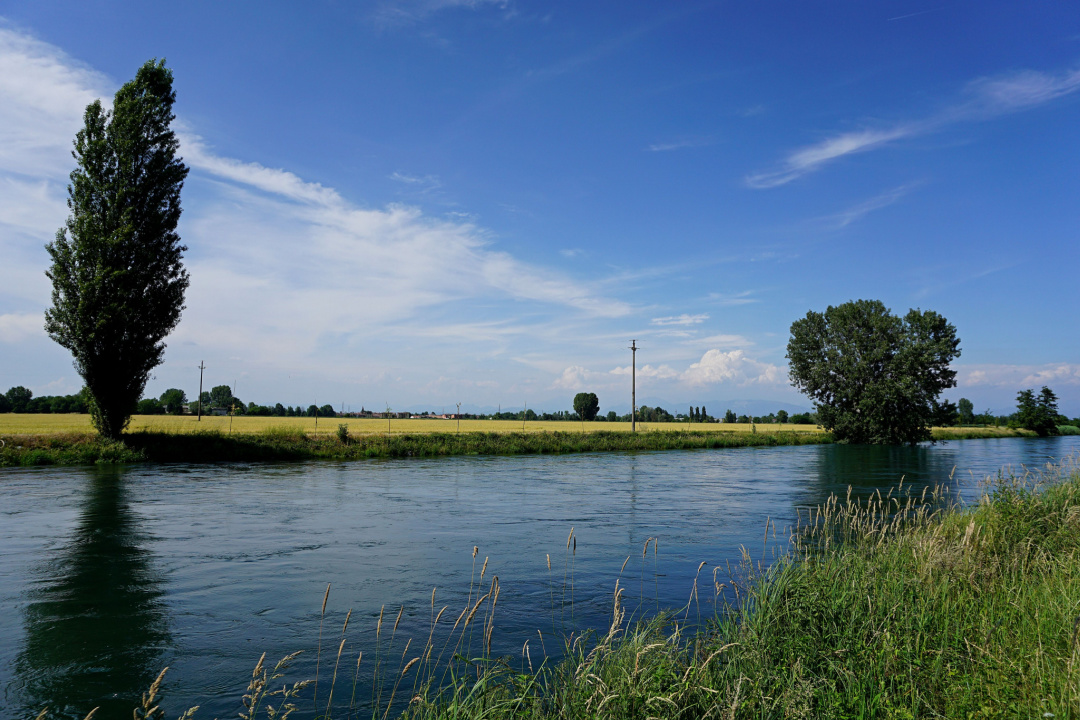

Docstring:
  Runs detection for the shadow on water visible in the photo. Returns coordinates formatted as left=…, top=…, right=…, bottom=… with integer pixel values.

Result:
left=11, top=465, right=171, bottom=720
left=802, top=436, right=1080, bottom=512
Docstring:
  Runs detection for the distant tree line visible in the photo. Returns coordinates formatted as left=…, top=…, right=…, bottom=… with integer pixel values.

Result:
left=0, top=386, right=89, bottom=414
left=3, top=384, right=1076, bottom=436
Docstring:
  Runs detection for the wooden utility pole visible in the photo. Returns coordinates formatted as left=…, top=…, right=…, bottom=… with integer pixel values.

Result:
left=629, top=340, right=637, bottom=433
left=197, top=361, right=206, bottom=421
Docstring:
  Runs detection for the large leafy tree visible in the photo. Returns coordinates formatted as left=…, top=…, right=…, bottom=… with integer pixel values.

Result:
left=45, top=60, right=189, bottom=439
left=786, top=299, right=960, bottom=444
left=573, top=392, right=600, bottom=421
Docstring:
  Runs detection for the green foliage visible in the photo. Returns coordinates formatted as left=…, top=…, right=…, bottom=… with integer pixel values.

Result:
left=335, top=423, right=350, bottom=443
left=607, top=410, right=618, bottom=422
left=724, top=409, right=737, bottom=424
left=776, top=409, right=788, bottom=423
left=158, top=388, right=187, bottom=415
left=786, top=299, right=960, bottom=444
left=44, top=59, right=189, bottom=440
left=5, top=386, right=33, bottom=413
left=2, top=386, right=89, bottom=414
left=136, top=398, right=165, bottom=415
left=1015, top=386, right=1060, bottom=436
left=932, top=397, right=958, bottom=427
left=958, top=397, right=974, bottom=424
left=209, top=385, right=236, bottom=410
left=637, top=405, right=674, bottom=423
left=572, top=392, right=600, bottom=421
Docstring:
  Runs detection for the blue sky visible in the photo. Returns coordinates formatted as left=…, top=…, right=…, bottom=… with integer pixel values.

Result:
left=1, top=1, right=1078, bottom=415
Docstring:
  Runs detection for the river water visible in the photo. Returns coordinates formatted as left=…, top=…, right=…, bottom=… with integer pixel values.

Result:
left=2, top=436, right=1077, bottom=718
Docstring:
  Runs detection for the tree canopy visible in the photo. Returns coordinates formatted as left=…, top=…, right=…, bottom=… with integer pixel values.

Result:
left=786, top=299, right=960, bottom=444
left=1015, top=387, right=1060, bottom=436
left=159, top=388, right=187, bottom=415
left=44, top=59, right=189, bottom=439
left=573, top=392, right=600, bottom=421
left=958, top=398, right=974, bottom=425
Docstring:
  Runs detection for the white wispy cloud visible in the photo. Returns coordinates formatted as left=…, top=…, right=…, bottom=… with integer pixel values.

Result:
left=0, top=26, right=110, bottom=178
left=959, top=363, right=1080, bottom=388
left=817, top=184, right=918, bottom=229
left=0, top=24, right=633, bottom=404
left=747, top=66, right=1080, bottom=188
left=646, top=136, right=713, bottom=152
left=747, top=126, right=916, bottom=189
left=705, top=291, right=758, bottom=306
left=390, top=171, right=443, bottom=194
left=0, top=312, right=43, bottom=343
left=373, top=0, right=511, bottom=28
left=182, top=135, right=345, bottom=207
left=651, top=313, right=709, bottom=326
left=695, top=334, right=752, bottom=348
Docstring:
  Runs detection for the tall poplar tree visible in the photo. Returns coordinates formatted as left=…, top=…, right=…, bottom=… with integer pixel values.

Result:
left=45, top=59, right=189, bottom=439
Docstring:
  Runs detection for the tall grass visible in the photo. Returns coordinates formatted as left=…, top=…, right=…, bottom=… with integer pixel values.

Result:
left=27, top=459, right=1080, bottom=719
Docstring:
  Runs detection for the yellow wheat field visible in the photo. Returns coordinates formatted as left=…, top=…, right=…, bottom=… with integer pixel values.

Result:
left=0, top=413, right=825, bottom=436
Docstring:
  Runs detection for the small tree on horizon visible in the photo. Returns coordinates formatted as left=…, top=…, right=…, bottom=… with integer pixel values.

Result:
left=1016, top=387, right=1060, bottom=436
left=159, top=388, right=187, bottom=415
left=958, top=398, right=974, bottom=425
left=573, top=392, right=600, bottom=421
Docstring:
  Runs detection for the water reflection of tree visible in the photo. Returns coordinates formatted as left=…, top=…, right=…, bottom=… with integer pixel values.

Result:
left=802, top=443, right=942, bottom=510
left=13, top=467, right=170, bottom=719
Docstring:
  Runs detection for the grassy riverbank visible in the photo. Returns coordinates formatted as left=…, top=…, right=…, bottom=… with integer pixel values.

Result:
left=390, top=459, right=1080, bottom=719
left=0, top=427, right=833, bottom=466
left=0, top=419, right=1040, bottom=467
left=0, top=413, right=826, bottom=436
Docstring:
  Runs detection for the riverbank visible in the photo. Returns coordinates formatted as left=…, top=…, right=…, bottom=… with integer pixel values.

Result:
left=0, top=426, right=1041, bottom=467
left=1, top=427, right=834, bottom=466
left=390, top=457, right=1079, bottom=719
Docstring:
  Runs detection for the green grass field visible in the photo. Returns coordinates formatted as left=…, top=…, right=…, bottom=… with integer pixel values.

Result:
left=0, top=413, right=825, bottom=436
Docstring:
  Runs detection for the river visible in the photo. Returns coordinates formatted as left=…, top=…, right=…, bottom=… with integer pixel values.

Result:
left=2, top=435, right=1077, bottom=718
